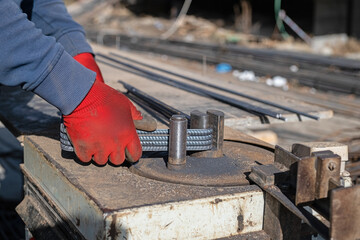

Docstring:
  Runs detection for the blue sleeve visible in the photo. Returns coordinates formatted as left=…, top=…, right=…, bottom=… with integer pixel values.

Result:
left=31, top=0, right=93, bottom=57
left=0, top=0, right=95, bottom=115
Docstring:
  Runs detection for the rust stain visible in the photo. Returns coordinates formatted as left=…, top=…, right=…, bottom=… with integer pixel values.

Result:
left=108, top=215, right=120, bottom=240
left=237, top=214, right=244, bottom=232
left=210, top=198, right=223, bottom=204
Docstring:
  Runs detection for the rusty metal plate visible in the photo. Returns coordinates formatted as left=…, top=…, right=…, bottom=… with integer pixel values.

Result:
left=275, top=145, right=300, bottom=169
left=330, top=184, right=360, bottom=240
left=315, top=153, right=341, bottom=199
left=296, top=156, right=316, bottom=205
left=130, top=141, right=274, bottom=187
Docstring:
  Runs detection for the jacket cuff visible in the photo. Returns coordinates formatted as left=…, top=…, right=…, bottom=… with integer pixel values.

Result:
left=57, top=31, right=93, bottom=57
left=33, top=50, right=96, bottom=115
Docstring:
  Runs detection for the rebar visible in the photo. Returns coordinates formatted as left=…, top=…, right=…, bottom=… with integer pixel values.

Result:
left=136, top=128, right=213, bottom=136
left=111, top=53, right=319, bottom=120
left=142, top=145, right=212, bottom=152
left=98, top=53, right=286, bottom=121
left=141, top=140, right=212, bottom=146
left=121, top=81, right=190, bottom=120
left=139, top=135, right=212, bottom=141
left=60, top=123, right=213, bottom=152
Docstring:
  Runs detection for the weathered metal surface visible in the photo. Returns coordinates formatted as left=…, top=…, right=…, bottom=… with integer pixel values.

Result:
left=104, top=190, right=264, bottom=239
left=168, top=115, right=187, bottom=168
left=208, top=110, right=225, bottom=156
left=16, top=170, right=84, bottom=240
left=263, top=193, right=301, bottom=240
left=313, top=152, right=341, bottom=199
left=296, top=156, right=317, bottom=205
left=296, top=152, right=341, bottom=205
left=216, top=231, right=270, bottom=240
left=190, top=110, right=209, bottom=129
left=132, top=141, right=274, bottom=186
left=23, top=138, right=105, bottom=240
left=192, top=110, right=225, bottom=158
left=24, top=134, right=267, bottom=239
left=249, top=155, right=330, bottom=239
left=330, top=184, right=360, bottom=240
left=274, top=145, right=300, bottom=189
left=259, top=184, right=329, bottom=239
left=250, top=164, right=286, bottom=187
left=274, top=145, right=300, bottom=169
left=292, top=142, right=348, bottom=173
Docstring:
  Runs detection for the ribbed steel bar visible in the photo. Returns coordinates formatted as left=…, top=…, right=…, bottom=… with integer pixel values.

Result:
left=112, top=34, right=360, bottom=71
left=60, top=123, right=213, bottom=152
left=140, top=140, right=212, bottom=146
left=136, top=129, right=213, bottom=136
left=139, top=135, right=212, bottom=141
left=142, top=145, right=212, bottom=151
left=111, top=53, right=319, bottom=120
left=125, top=93, right=172, bottom=125
left=121, top=81, right=190, bottom=120
left=97, top=34, right=360, bottom=95
left=97, top=54, right=286, bottom=121
left=128, top=93, right=174, bottom=120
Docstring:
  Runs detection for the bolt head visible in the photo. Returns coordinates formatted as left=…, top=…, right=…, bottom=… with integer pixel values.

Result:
left=328, top=162, right=336, bottom=171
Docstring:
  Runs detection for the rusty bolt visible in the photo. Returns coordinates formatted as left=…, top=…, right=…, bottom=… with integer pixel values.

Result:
left=328, top=162, right=336, bottom=171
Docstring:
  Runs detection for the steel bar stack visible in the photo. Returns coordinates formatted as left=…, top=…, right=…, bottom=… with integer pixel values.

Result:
left=97, top=53, right=319, bottom=121
left=88, top=32, right=360, bottom=95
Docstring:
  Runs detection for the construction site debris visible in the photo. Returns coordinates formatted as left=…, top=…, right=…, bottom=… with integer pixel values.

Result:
left=266, top=76, right=288, bottom=91
left=233, top=70, right=257, bottom=82
left=69, top=1, right=360, bottom=59
left=215, top=63, right=232, bottom=73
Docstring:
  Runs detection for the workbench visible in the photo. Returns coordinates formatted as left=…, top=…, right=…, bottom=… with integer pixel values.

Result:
left=0, top=44, right=335, bottom=239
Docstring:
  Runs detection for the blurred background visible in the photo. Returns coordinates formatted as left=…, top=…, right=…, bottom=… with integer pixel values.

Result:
left=68, top=0, right=360, bottom=57
left=1, top=0, right=360, bottom=239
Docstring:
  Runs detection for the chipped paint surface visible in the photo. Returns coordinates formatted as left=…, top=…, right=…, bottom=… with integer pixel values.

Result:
left=104, top=191, right=264, bottom=240
left=23, top=135, right=265, bottom=240
left=24, top=138, right=105, bottom=240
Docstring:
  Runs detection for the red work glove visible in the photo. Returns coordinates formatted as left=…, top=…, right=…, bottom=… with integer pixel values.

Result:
left=74, top=53, right=104, bottom=83
left=63, top=79, right=143, bottom=165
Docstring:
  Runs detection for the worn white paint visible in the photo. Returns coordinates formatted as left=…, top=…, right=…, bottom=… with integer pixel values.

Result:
left=292, top=142, right=348, bottom=173
left=105, top=191, right=264, bottom=240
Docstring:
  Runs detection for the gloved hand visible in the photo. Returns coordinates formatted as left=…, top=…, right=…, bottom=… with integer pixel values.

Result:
left=63, top=79, right=143, bottom=165
left=74, top=53, right=104, bottom=83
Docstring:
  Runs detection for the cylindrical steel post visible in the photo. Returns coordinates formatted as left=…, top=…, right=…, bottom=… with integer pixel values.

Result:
left=190, top=110, right=209, bottom=129
left=168, top=115, right=188, bottom=170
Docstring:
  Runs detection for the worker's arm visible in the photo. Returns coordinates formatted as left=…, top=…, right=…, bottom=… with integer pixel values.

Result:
left=0, top=0, right=94, bottom=114
left=31, top=0, right=91, bottom=57
left=0, top=0, right=142, bottom=165
left=31, top=0, right=104, bottom=82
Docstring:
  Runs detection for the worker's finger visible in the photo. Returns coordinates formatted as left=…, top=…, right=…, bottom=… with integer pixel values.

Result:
left=128, top=100, right=143, bottom=120
left=125, top=148, right=135, bottom=163
left=125, top=137, right=142, bottom=163
left=134, top=115, right=157, bottom=132
left=92, top=150, right=109, bottom=165
left=73, top=146, right=93, bottom=163
left=109, top=147, right=126, bottom=165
